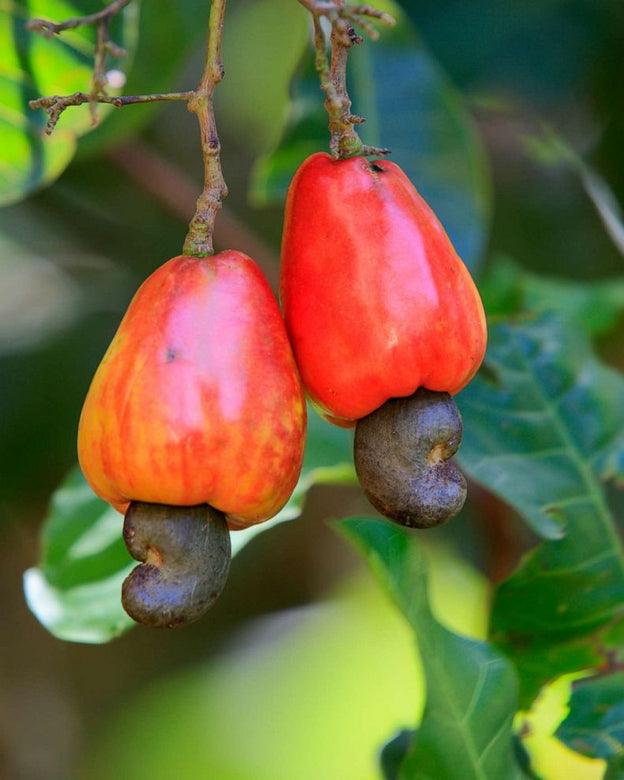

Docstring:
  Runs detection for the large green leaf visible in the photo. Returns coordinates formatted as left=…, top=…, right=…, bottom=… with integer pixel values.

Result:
left=0, top=0, right=138, bottom=204
left=481, top=256, right=624, bottom=337
left=338, top=516, right=521, bottom=780
left=250, top=0, right=490, bottom=272
left=24, top=407, right=355, bottom=643
left=555, top=673, right=624, bottom=772
left=457, top=315, right=624, bottom=706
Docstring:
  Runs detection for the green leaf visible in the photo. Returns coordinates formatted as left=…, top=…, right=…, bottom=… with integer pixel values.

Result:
left=481, top=256, right=624, bottom=337
left=0, top=0, right=138, bottom=204
left=338, top=516, right=521, bottom=780
left=555, top=673, right=624, bottom=769
left=23, top=467, right=135, bottom=643
left=250, top=0, right=490, bottom=272
left=380, top=729, right=415, bottom=780
left=24, top=408, right=355, bottom=643
left=457, top=314, right=624, bottom=706
left=605, top=753, right=624, bottom=780
left=458, top=314, right=624, bottom=536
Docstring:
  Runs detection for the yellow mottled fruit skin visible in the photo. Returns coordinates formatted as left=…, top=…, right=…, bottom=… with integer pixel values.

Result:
left=78, top=252, right=306, bottom=530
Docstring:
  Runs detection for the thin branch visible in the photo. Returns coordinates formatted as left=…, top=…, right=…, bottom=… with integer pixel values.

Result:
left=182, top=0, right=228, bottom=257
left=25, top=0, right=132, bottom=37
left=26, top=0, right=130, bottom=128
left=297, top=0, right=394, bottom=158
left=91, top=19, right=110, bottom=124
left=28, top=0, right=229, bottom=258
left=30, top=92, right=194, bottom=135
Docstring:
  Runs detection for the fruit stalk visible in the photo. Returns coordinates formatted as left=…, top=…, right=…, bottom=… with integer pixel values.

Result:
left=183, top=0, right=228, bottom=257
left=298, top=0, right=394, bottom=158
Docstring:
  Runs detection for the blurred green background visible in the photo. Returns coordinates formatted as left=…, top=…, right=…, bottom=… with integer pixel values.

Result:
left=1, top=0, right=623, bottom=777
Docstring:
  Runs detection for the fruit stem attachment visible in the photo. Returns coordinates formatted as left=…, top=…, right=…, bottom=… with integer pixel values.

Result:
left=298, top=0, right=394, bottom=159
left=182, top=0, right=228, bottom=257
left=122, top=502, right=231, bottom=628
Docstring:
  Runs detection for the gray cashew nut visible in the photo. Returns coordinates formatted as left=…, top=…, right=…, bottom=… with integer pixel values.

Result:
left=354, top=388, right=466, bottom=528
left=122, top=501, right=231, bottom=628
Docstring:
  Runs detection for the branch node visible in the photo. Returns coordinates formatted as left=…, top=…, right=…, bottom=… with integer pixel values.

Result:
left=105, top=40, right=127, bottom=58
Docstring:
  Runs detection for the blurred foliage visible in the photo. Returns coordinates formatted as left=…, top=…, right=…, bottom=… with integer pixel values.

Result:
left=522, top=126, right=624, bottom=258
left=481, top=256, right=624, bottom=336
left=1, top=0, right=623, bottom=778
left=80, top=543, right=489, bottom=780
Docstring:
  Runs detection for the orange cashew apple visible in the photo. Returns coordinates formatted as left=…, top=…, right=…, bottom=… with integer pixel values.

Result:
left=78, top=251, right=306, bottom=626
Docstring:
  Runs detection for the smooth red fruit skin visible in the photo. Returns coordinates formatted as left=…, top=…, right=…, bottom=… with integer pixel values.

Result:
left=280, top=152, right=487, bottom=426
left=78, top=252, right=306, bottom=530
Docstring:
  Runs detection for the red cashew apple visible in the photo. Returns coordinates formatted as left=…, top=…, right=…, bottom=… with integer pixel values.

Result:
left=280, top=152, right=487, bottom=427
left=78, top=252, right=306, bottom=626
left=280, top=153, right=487, bottom=528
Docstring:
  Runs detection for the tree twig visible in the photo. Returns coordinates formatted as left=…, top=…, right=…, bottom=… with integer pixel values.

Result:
left=182, top=0, right=228, bottom=256
left=25, top=0, right=132, bottom=37
left=297, top=1, right=394, bottom=36
left=26, top=0, right=131, bottom=129
left=30, top=92, right=194, bottom=135
left=297, top=0, right=394, bottom=158
left=28, top=0, right=230, bottom=259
